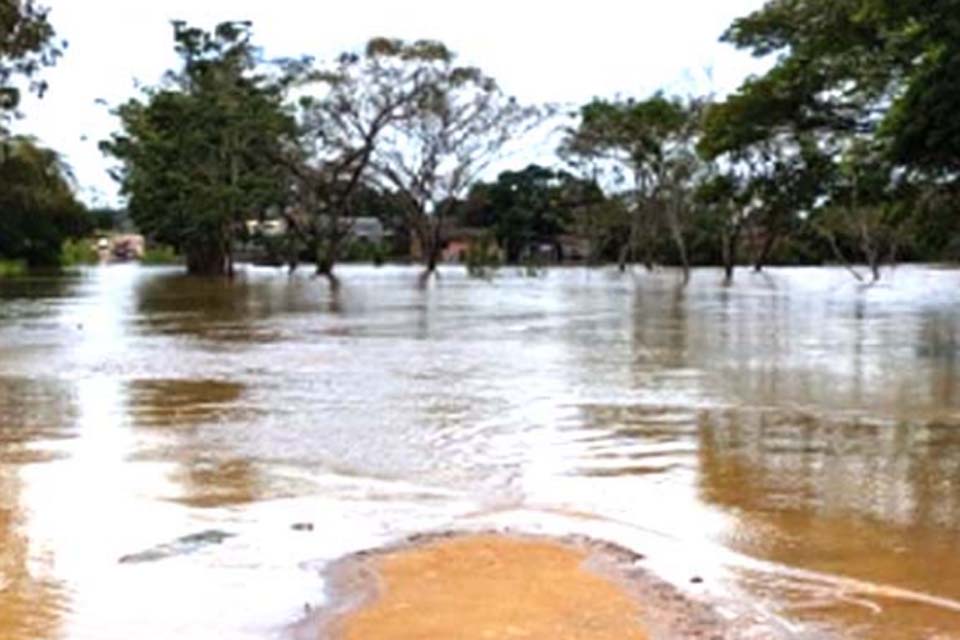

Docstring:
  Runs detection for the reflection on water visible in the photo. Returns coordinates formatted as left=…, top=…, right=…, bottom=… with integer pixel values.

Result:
left=2, top=264, right=960, bottom=639
left=127, top=379, right=247, bottom=430
left=699, top=409, right=960, bottom=638
left=0, top=444, right=69, bottom=640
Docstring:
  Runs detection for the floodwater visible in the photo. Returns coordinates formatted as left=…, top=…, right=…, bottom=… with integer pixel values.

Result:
left=1, top=264, right=959, bottom=639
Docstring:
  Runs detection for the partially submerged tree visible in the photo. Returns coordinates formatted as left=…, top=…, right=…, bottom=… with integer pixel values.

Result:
left=369, top=39, right=542, bottom=275
left=102, top=22, right=295, bottom=276
left=813, top=140, right=908, bottom=281
left=695, top=170, right=749, bottom=284
left=713, top=0, right=960, bottom=273
left=564, top=95, right=703, bottom=283
left=278, top=38, right=441, bottom=279
left=463, top=164, right=595, bottom=263
left=699, top=85, right=835, bottom=275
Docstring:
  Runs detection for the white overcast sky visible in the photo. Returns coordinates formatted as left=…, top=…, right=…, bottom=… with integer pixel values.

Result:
left=13, top=0, right=768, bottom=207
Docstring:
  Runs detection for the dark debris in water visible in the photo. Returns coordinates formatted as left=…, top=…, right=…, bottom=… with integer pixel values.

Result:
left=118, top=529, right=236, bottom=564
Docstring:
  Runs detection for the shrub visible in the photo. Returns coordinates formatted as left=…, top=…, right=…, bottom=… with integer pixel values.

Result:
left=0, top=260, right=27, bottom=277
left=61, top=239, right=98, bottom=266
left=141, top=245, right=181, bottom=265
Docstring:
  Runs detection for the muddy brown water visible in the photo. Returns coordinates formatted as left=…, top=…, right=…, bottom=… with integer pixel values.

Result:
left=1, top=264, right=960, bottom=639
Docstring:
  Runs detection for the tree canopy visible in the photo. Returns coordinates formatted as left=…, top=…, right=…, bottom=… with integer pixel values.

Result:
left=102, top=22, right=296, bottom=275
left=0, top=136, right=88, bottom=266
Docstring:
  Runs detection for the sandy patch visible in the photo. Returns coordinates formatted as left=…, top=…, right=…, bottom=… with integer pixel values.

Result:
left=300, top=532, right=740, bottom=639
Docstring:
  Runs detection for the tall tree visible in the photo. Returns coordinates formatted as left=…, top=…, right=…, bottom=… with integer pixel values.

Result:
left=102, top=22, right=295, bottom=276
left=279, top=38, right=440, bottom=279
left=0, top=136, right=88, bottom=266
left=565, top=95, right=703, bottom=283
left=813, top=139, right=908, bottom=281
left=700, top=87, right=835, bottom=274
left=464, top=165, right=587, bottom=263
left=368, top=39, right=542, bottom=275
left=715, top=0, right=960, bottom=263
left=694, top=170, right=750, bottom=284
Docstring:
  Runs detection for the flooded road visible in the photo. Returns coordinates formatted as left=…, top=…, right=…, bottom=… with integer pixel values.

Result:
left=2, top=264, right=960, bottom=639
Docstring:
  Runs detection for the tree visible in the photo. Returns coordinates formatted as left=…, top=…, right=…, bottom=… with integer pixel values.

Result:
left=0, top=136, right=89, bottom=266
left=278, top=38, right=441, bottom=279
left=695, top=170, right=749, bottom=284
left=368, top=39, right=542, bottom=275
left=0, top=0, right=63, bottom=128
left=813, top=139, right=908, bottom=281
left=699, top=85, right=835, bottom=274
left=717, top=0, right=960, bottom=261
left=102, top=21, right=295, bottom=276
left=464, top=165, right=588, bottom=263
left=564, top=95, right=703, bottom=283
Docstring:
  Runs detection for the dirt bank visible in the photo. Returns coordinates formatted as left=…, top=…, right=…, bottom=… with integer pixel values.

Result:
left=301, top=532, right=734, bottom=640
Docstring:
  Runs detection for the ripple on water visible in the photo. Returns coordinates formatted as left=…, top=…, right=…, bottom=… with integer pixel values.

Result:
left=2, top=265, right=960, bottom=639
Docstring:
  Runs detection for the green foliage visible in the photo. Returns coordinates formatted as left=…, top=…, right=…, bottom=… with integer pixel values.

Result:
left=87, top=208, right=127, bottom=231
left=342, top=240, right=388, bottom=265
left=462, top=165, right=595, bottom=263
left=707, top=0, right=960, bottom=267
left=0, top=136, right=89, bottom=267
left=102, top=21, right=296, bottom=275
left=564, top=94, right=703, bottom=278
left=0, top=0, right=63, bottom=124
left=0, top=259, right=26, bottom=276
left=140, top=245, right=181, bottom=265
left=60, top=237, right=97, bottom=266
left=464, top=232, right=501, bottom=279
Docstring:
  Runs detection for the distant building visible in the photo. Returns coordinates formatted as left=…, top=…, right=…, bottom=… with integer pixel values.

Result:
left=557, top=235, right=591, bottom=263
left=350, top=217, right=385, bottom=245
left=97, top=234, right=145, bottom=262
left=245, top=216, right=386, bottom=244
left=408, top=227, right=503, bottom=264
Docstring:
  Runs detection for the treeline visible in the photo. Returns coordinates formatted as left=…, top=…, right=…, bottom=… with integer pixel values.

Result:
left=458, top=0, right=960, bottom=283
left=5, top=1, right=960, bottom=281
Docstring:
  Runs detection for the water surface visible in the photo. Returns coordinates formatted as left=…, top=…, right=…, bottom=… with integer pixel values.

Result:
left=2, top=264, right=960, bottom=639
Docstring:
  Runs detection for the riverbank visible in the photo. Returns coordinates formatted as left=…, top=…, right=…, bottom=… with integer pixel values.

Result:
left=301, top=532, right=735, bottom=640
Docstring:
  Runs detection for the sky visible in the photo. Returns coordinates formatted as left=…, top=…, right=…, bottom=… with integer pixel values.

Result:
left=12, top=0, right=769, bottom=207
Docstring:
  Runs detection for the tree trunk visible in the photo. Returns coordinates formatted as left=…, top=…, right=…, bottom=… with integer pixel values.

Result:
left=822, top=227, right=864, bottom=282
left=185, top=243, right=229, bottom=276
left=617, top=243, right=630, bottom=273
left=866, top=249, right=881, bottom=282
left=721, top=227, right=739, bottom=286
left=754, top=231, right=777, bottom=273
left=642, top=249, right=654, bottom=272
left=225, top=237, right=235, bottom=278
left=315, top=251, right=335, bottom=278
left=859, top=224, right=881, bottom=283
left=425, top=248, right=440, bottom=274
left=665, top=207, right=690, bottom=286
left=677, top=239, right=691, bottom=286
left=421, top=216, right=445, bottom=276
